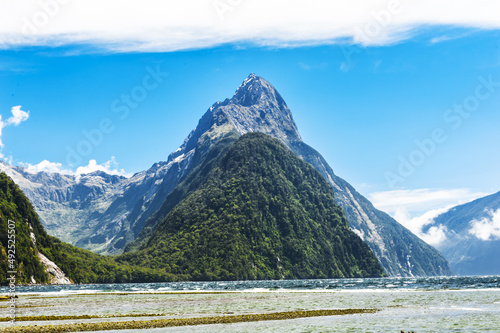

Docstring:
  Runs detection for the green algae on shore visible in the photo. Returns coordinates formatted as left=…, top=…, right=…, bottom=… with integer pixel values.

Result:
left=0, top=313, right=167, bottom=322
left=0, top=308, right=378, bottom=333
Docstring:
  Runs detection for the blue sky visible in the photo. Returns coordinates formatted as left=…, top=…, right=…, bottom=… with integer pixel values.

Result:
left=0, top=1, right=499, bottom=237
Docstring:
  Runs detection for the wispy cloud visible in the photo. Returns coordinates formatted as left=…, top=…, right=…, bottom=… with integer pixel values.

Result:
left=1, top=0, right=499, bottom=52
left=298, top=62, right=328, bottom=71
left=369, top=188, right=489, bottom=245
left=369, top=188, right=487, bottom=214
left=428, top=28, right=478, bottom=44
left=469, top=208, right=500, bottom=241
left=430, top=35, right=453, bottom=44
left=0, top=106, right=30, bottom=158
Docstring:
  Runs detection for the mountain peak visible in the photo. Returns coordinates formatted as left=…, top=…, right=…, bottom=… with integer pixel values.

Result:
left=236, top=73, right=259, bottom=91
left=207, top=74, right=302, bottom=144
left=231, top=73, right=286, bottom=109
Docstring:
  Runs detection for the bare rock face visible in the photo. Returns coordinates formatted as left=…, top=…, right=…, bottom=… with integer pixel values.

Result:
left=28, top=223, right=72, bottom=285
left=0, top=157, right=195, bottom=254
left=37, top=252, right=72, bottom=285
left=217, top=73, right=302, bottom=144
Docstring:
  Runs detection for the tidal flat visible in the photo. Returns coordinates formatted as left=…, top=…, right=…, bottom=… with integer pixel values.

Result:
left=1, top=287, right=500, bottom=332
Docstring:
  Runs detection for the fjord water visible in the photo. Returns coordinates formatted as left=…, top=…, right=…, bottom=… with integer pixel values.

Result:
left=5, top=275, right=500, bottom=294
left=2, top=276, right=500, bottom=332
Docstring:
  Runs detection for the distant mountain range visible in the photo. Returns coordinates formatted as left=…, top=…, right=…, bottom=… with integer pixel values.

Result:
left=0, top=172, right=170, bottom=285
left=0, top=73, right=452, bottom=277
left=422, top=191, right=500, bottom=275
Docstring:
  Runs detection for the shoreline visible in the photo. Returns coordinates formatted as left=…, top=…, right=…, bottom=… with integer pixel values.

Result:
left=0, top=287, right=498, bottom=332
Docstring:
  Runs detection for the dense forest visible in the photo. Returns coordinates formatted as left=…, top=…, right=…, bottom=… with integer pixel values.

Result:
left=0, top=172, right=50, bottom=284
left=118, top=133, right=384, bottom=280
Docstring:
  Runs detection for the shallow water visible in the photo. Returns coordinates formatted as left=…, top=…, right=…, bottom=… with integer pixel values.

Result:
left=1, top=276, right=500, bottom=332
left=3, top=275, right=500, bottom=294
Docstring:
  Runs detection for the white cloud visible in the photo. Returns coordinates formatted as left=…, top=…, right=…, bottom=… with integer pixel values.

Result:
left=369, top=188, right=490, bottom=246
left=0, top=106, right=30, bottom=157
left=22, top=157, right=132, bottom=180
left=340, top=62, right=351, bottom=72
left=5, top=106, right=30, bottom=126
left=75, top=157, right=132, bottom=179
left=23, top=159, right=73, bottom=175
left=0, top=0, right=499, bottom=52
left=392, top=205, right=452, bottom=246
left=469, top=209, right=500, bottom=241
left=422, top=225, right=448, bottom=246
left=0, top=106, right=130, bottom=179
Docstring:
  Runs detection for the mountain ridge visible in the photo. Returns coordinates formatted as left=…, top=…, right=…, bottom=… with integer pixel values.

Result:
left=118, top=133, right=384, bottom=280
left=125, top=73, right=452, bottom=277
left=422, top=191, right=500, bottom=275
left=1, top=73, right=452, bottom=277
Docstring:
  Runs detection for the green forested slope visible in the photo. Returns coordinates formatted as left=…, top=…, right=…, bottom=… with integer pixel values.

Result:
left=0, top=172, right=172, bottom=284
left=125, top=120, right=240, bottom=252
left=47, top=238, right=174, bottom=283
left=0, top=173, right=51, bottom=284
left=118, top=133, right=384, bottom=280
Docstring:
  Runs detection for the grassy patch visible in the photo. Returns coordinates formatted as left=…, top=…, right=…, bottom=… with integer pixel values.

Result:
left=20, top=291, right=235, bottom=299
left=0, top=305, right=54, bottom=309
left=0, top=313, right=167, bottom=322
left=0, top=308, right=378, bottom=332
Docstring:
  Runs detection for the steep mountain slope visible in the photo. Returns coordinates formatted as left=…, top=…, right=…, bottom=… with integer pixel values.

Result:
left=0, top=95, right=249, bottom=255
left=125, top=114, right=241, bottom=252
left=0, top=163, right=124, bottom=250
left=119, top=133, right=384, bottom=280
left=0, top=172, right=175, bottom=285
left=0, top=148, right=199, bottom=254
left=422, top=191, right=500, bottom=275
left=130, top=74, right=452, bottom=277
left=1, top=172, right=61, bottom=284
left=1, top=73, right=452, bottom=276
